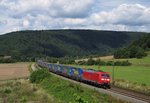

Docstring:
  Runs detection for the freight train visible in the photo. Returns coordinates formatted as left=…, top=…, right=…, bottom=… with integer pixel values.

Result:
left=37, top=60, right=111, bottom=89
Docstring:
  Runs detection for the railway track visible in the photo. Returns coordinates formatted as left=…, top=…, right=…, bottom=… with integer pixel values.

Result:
left=34, top=64, right=150, bottom=103
left=109, top=86, right=150, bottom=103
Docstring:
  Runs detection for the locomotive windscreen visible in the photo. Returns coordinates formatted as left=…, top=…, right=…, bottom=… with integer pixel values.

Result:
left=101, top=74, right=109, bottom=78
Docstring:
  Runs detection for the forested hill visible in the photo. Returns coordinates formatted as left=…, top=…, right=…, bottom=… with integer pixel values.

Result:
left=114, top=34, right=150, bottom=58
left=0, top=30, right=147, bottom=60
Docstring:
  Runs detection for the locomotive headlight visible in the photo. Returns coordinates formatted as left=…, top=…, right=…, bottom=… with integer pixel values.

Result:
left=101, top=78, right=104, bottom=80
left=107, top=79, right=110, bottom=81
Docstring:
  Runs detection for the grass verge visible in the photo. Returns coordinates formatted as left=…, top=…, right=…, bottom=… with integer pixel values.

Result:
left=28, top=62, right=33, bottom=73
left=0, top=79, right=59, bottom=103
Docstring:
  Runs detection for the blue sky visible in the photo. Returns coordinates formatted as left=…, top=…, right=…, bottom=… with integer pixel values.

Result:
left=0, top=0, right=150, bottom=34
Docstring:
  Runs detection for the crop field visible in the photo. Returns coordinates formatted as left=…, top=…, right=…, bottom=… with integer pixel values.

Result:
left=75, top=55, right=114, bottom=62
left=0, top=63, right=30, bottom=80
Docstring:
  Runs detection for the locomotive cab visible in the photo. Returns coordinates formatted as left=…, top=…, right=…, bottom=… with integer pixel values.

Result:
left=99, top=73, right=111, bottom=88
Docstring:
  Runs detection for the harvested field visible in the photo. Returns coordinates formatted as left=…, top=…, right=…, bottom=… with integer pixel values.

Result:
left=0, top=63, right=30, bottom=80
left=75, top=55, right=114, bottom=62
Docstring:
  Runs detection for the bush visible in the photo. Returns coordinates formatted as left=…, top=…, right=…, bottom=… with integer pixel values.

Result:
left=0, top=58, right=16, bottom=63
left=95, top=59, right=106, bottom=65
left=120, top=60, right=131, bottom=66
left=77, top=61, right=86, bottom=65
left=113, top=60, right=131, bottom=66
left=106, top=61, right=113, bottom=66
left=86, top=58, right=96, bottom=65
left=4, top=87, right=12, bottom=94
left=73, top=93, right=88, bottom=103
left=20, top=96, right=27, bottom=103
left=30, top=69, right=51, bottom=83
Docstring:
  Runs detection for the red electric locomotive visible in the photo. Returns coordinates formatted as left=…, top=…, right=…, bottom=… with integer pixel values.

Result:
left=82, top=69, right=110, bottom=88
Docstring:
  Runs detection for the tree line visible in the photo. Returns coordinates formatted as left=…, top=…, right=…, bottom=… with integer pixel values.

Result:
left=45, top=57, right=131, bottom=66
left=77, top=58, right=131, bottom=66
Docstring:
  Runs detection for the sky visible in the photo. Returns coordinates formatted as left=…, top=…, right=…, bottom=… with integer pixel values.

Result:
left=0, top=0, right=150, bottom=34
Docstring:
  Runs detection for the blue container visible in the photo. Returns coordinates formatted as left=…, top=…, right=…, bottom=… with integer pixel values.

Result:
left=67, top=66, right=83, bottom=79
left=49, top=64, right=53, bottom=71
left=57, top=65, right=63, bottom=73
left=53, top=64, right=58, bottom=72
left=62, top=66, right=69, bottom=75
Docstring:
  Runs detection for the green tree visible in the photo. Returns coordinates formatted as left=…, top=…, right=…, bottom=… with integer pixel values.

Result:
left=86, top=58, right=95, bottom=65
left=135, top=48, right=146, bottom=58
left=30, top=69, right=50, bottom=83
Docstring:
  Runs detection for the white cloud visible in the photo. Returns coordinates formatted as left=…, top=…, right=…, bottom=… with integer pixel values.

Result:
left=64, top=18, right=86, bottom=26
left=90, top=4, right=150, bottom=26
left=0, top=0, right=150, bottom=34
left=0, top=0, right=94, bottom=18
left=86, top=3, right=150, bottom=32
left=22, top=20, right=29, bottom=27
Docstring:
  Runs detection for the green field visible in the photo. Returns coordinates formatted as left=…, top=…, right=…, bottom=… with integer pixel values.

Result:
left=73, top=65, right=150, bottom=86
left=71, top=52, right=150, bottom=86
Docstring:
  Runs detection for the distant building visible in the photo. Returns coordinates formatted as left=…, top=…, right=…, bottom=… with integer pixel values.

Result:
left=3, top=56, right=11, bottom=59
left=0, top=56, right=11, bottom=60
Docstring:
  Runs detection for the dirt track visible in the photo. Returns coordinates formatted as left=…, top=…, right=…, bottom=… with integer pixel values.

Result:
left=0, top=63, right=30, bottom=80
